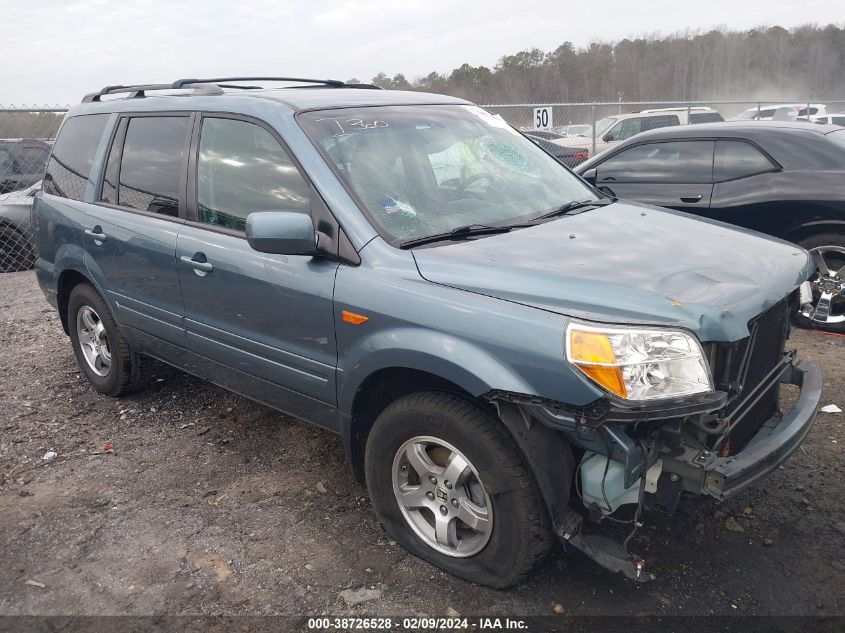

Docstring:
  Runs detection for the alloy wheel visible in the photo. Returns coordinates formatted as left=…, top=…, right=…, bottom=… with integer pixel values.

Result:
left=391, top=435, right=493, bottom=558
left=802, top=246, right=845, bottom=325
left=76, top=305, right=112, bottom=376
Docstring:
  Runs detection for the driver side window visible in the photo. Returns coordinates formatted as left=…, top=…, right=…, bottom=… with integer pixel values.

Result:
left=197, top=117, right=310, bottom=232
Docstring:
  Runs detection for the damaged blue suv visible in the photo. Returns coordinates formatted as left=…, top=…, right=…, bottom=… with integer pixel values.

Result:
left=33, top=77, right=821, bottom=587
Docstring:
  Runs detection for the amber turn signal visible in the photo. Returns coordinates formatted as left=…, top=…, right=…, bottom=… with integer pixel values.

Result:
left=342, top=310, right=369, bottom=325
left=567, top=328, right=627, bottom=398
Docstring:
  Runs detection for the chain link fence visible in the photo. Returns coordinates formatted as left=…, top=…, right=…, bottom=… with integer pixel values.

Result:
left=1, top=99, right=844, bottom=274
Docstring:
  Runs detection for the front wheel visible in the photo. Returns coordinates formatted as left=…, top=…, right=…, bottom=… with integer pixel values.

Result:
left=796, top=233, right=845, bottom=333
left=364, top=392, right=552, bottom=588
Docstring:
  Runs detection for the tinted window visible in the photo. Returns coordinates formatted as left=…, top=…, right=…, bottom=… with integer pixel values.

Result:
left=197, top=118, right=310, bottom=231
left=118, top=117, right=189, bottom=216
left=690, top=112, right=724, bottom=124
left=832, top=116, right=845, bottom=126
left=714, top=140, right=775, bottom=181
left=18, top=147, right=49, bottom=173
left=43, top=114, right=109, bottom=201
left=642, top=115, right=680, bottom=131
left=0, top=148, right=13, bottom=175
left=597, top=141, right=715, bottom=183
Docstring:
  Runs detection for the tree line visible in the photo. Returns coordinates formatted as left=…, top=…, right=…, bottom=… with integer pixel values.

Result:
left=355, top=24, right=845, bottom=104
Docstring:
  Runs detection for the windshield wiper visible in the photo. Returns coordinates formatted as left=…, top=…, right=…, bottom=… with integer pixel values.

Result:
left=529, top=197, right=614, bottom=223
left=399, top=224, right=513, bottom=249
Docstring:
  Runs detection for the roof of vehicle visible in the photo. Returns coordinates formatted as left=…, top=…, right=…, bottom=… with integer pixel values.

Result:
left=70, top=83, right=470, bottom=117
left=739, top=103, right=826, bottom=111
left=575, top=120, right=845, bottom=172
left=611, top=120, right=844, bottom=141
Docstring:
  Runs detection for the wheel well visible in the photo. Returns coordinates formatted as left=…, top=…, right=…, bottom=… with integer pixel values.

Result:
left=783, top=222, right=845, bottom=246
left=347, top=368, right=486, bottom=480
left=56, top=270, right=92, bottom=335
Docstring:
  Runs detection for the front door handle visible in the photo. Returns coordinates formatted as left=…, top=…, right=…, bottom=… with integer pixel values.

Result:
left=180, top=254, right=213, bottom=274
left=680, top=195, right=703, bottom=203
left=84, top=226, right=108, bottom=243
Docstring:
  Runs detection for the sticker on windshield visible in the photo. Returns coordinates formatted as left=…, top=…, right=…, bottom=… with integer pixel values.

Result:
left=462, top=106, right=514, bottom=132
left=378, top=196, right=417, bottom=216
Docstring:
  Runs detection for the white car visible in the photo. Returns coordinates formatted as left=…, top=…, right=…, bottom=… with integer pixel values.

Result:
left=735, top=103, right=827, bottom=122
left=814, top=113, right=845, bottom=126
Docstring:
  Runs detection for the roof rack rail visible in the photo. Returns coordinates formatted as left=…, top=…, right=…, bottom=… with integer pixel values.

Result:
left=82, top=76, right=383, bottom=103
left=82, top=83, right=225, bottom=103
left=173, top=76, right=343, bottom=89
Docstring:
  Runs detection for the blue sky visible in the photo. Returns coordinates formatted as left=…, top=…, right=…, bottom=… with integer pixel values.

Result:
left=3, top=0, right=835, bottom=104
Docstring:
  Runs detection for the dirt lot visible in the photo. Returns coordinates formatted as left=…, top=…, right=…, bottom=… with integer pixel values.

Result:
left=1, top=270, right=844, bottom=620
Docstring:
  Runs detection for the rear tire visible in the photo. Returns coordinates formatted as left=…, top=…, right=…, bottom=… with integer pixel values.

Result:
left=67, top=283, right=150, bottom=396
left=0, top=225, right=35, bottom=273
left=364, top=392, right=552, bottom=588
left=795, top=233, right=845, bottom=333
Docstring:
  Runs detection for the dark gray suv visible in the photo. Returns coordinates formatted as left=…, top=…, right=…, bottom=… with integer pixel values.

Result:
left=33, top=77, right=821, bottom=587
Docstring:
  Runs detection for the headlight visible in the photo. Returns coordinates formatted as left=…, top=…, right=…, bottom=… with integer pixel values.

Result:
left=565, top=321, right=713, bottom=401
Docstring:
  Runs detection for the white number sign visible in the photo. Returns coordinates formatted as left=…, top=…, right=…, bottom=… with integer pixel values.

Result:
left=533, top=107, right=553, bottom=130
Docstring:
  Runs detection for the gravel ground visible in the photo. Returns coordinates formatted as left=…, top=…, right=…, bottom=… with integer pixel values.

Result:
left=1, top=270, right=843, bottom=619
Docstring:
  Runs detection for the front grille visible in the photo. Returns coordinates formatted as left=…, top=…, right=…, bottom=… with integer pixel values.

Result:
left=716, top=299, right=791, bottom=453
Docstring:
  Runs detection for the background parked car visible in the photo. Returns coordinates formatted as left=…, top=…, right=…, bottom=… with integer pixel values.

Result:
left=0, top=139, right=50, bottom=194
left=734, top=103, right=828, bottom=122
left=814, top=113, right=845, bottom=126
left=553, top=124, right=592, bottom=137
left=0, top=139, right=48, bottom=272
left=0, top=181, right=39, bottom=272
left=574, top=121, right=845, bottom=331
left=556, top=108, right=724, bottom=155
left=524, top=132, right=589, bottom=167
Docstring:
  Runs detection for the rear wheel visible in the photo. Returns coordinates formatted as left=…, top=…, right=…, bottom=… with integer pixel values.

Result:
left=67, top=283, right=149, bottom=396
left=796, top=233, right=845, bottom=333
left=0, top=225, right=35, bottom=272
left=364, top=392, right=552, bottom=588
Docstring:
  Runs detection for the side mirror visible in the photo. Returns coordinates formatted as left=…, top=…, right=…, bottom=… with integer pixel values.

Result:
left=245, top=211, right=317, bottom=256
left=581, top=167, right=597, bottom=185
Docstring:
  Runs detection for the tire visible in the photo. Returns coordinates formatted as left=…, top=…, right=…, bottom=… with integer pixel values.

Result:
left=365, top=392, right=552, bottom=588
left=795, top=232, right=845, bottom=333
left=0, top=225, right=35, bottom=273
left=67, top=283, right=150, bottom=396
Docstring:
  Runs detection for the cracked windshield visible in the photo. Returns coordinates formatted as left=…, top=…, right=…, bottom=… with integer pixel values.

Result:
left=299, top=105, right=596, bottom=243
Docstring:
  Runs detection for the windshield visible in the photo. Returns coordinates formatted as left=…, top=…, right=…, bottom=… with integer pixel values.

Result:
left=593, top=117, right=617, bottom=136
left=299, top=105, right=596, bottom=243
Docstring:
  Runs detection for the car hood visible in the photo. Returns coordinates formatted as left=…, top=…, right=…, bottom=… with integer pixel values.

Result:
left=412, top=202, right=814, bottom=342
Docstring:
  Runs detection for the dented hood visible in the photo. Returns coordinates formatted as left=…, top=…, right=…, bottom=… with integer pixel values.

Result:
left=412, top=202, right=814, bottom=342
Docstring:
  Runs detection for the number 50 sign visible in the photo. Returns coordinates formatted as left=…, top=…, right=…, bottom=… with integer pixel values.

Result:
left=533, top=106, right=553, bottom=130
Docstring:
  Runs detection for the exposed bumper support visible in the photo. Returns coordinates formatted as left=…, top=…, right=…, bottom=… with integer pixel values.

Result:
left=703, top=359, right=822, bottom=499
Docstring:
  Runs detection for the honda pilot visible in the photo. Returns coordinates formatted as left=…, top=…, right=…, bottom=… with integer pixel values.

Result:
left=33, top=77, right=822, bottom=587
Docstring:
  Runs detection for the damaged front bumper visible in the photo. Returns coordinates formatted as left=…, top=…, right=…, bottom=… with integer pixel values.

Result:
left=701, top=359, right=821, bottom=499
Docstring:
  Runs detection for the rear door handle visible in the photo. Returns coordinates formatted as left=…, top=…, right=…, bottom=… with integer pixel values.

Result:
left=680, top=195, right=703, bottom=203
left=180, top=254, right=213, bottom=274
left=84, top=227, right=108, bottom=243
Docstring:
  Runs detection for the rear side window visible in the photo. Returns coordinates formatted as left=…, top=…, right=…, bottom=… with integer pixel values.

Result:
left=196, top=117, right=310, bottom=231
left=597, top=141, right=714, bottom=183
left=690, top=112, right=724, bottom=124
left=714, top=140, right=776, bottom=181
left=43, top=114, right=109, bottom=201
left=116, top=116, right=190, bottom=216
left=642, top=115, right=680, bottom=131
left=18, top=146, right=49, bottom=173
left=0, top=148, right=13, bottom=175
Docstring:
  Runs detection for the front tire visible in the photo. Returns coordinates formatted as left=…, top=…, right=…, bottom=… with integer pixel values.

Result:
left=364, top=392, right=552, bottom=588
left=67, top=283, right=149, bottom=396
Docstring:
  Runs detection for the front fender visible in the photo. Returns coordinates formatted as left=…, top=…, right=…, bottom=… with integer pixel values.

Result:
left=337, top=326, right=535, bottom=414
